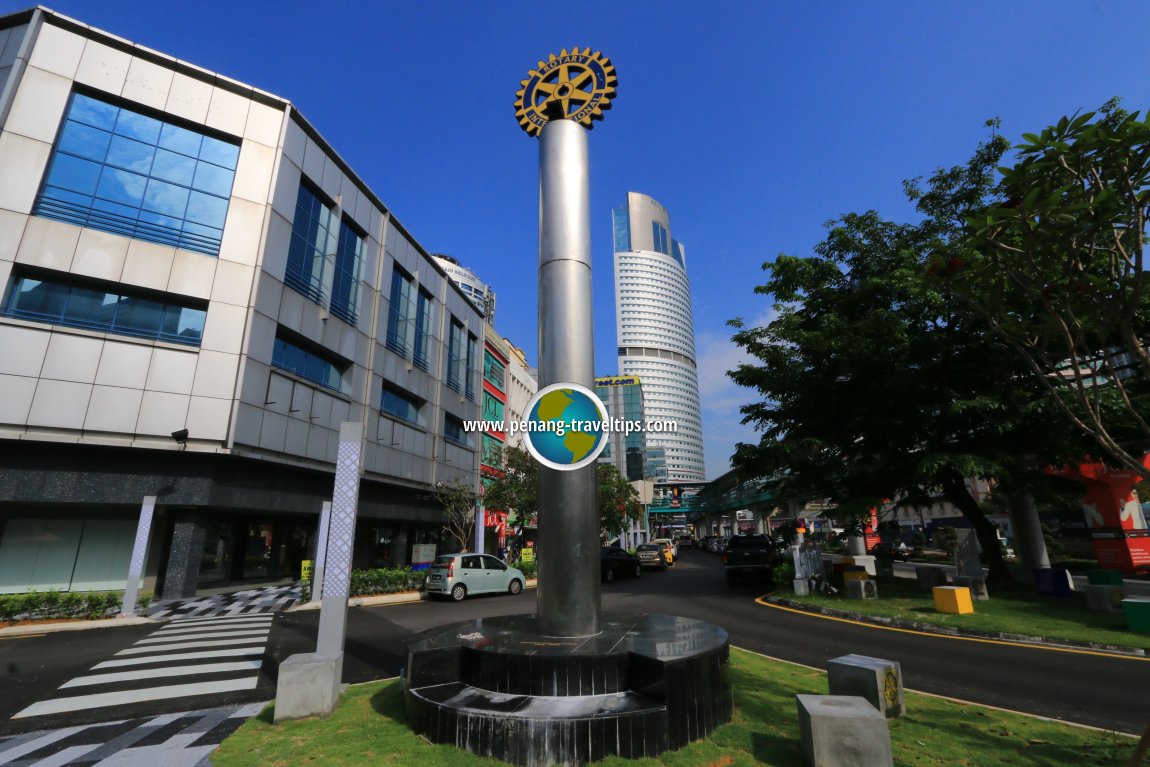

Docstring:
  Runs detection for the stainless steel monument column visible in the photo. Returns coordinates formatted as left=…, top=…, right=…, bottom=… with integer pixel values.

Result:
left=536, top=118, right=600, bottom=637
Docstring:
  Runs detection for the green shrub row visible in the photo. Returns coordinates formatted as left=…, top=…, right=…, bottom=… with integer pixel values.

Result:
left=302, top=566, right=427, bottom=601
left=513, top=559, right=538, bottom=579
left=0, top=590, right=152, bottom=624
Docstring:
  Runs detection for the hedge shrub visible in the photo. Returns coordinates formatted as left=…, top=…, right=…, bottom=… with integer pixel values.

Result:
left=0, top=590, right=152, bottom=624
left=302, top=566, right=426, bottom=601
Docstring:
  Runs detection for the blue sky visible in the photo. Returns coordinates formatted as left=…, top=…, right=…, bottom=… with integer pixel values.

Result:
left=10, top=1, right=1150, bottom=479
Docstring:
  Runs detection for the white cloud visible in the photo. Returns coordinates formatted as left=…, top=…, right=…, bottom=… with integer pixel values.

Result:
left=695, top=309, right=776, bottom=479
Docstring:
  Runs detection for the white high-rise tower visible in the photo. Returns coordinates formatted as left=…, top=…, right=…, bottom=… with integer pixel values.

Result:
left=612, top=192, right=705, bottom=482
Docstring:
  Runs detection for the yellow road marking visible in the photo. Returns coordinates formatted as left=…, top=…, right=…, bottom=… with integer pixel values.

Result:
left=755, top=595, right=1150, bottom=662
left=0, top=634, right=46, bottom=639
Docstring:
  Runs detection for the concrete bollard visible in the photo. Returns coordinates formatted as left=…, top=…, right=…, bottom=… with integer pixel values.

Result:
left=827, top=654, right=905, bottom=718
left=1084, top=584, right=1125, bottom=613
left=793, top=577, right=811, bottom=596
left=274, top=652, right=345, bottom=721
left=953, top=575, right=989, bottom=600
left=915, top=566, right=947, bottom=590
left=1123, top=597, right=1150, bottom=632
left=933, top=586, right=974, bottom=615
left=796, top=694, right=894, bottom=766
left=846, top=579, right=877, bottom=600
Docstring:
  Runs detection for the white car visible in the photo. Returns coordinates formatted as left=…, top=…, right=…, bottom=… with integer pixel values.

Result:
left=424, top=553, right=526, bottom=602
left=651, top=538, right=679, bottom=558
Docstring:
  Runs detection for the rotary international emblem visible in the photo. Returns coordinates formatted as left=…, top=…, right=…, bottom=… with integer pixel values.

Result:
left=514, top=48, right=617, bottom=137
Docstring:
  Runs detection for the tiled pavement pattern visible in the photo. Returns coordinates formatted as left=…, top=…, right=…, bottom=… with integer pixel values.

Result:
left=0, top=702, right=264, bottom=766
left=13, top=613, right=274, bottom=720
left=146, top=584, right=300, bottom=621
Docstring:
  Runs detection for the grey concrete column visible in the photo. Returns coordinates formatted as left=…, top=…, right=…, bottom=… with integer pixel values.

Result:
left=536, top=118, right=600, bottom=638
left=1009, top=494, right=1050, bottom=571
left=120, top=496, right=156, bottom=616
left=161, top=512, right=206, bottom=599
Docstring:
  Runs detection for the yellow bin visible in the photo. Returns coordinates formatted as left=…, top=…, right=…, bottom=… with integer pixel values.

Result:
left=933, top=585, right=974, bottom=615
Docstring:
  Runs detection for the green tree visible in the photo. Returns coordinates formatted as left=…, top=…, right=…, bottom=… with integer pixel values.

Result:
left=434, top=477, right=478, bottom=553
left=963, top=100, right=1150, bottom=484
left=598, top=463, right=642, bottom=541
left=728, top=135, right=1086, bottom=582
left=482, top=445, right=643, bottom=540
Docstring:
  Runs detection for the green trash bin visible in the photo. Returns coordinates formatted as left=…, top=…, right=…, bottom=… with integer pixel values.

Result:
left=1087, top=569, right=1124, bottom=586
left=1123, top=598, right=1150, bottom=632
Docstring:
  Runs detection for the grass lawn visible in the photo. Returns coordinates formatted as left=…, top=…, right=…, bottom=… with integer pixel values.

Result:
left=778, top=577, right=1149, bottom=651
left=210, top=648, right=1134, bottom=767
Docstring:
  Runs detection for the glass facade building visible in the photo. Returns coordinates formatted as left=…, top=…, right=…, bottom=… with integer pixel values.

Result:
left=613, top=192, right=706, bottom=482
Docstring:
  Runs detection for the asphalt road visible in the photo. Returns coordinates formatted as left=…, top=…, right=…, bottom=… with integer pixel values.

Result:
left=5, top=549, right=1149, bottom=737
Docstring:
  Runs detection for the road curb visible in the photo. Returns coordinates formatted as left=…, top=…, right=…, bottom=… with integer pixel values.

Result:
left=765, top=595, right=1148, bottom=657
left=0, top=615, right=158, bottom=637
left=286, top=578, right=540, bottom=612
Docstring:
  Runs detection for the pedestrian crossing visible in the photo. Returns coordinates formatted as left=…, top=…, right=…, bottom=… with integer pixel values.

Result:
left=13, top=614, right=273, bottom=720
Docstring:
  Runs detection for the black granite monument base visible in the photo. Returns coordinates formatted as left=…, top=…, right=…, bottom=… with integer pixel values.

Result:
left=404, top=613, right=731, bottom=767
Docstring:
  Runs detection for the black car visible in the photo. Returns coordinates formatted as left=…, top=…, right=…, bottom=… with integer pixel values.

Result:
left=600, top=546, right=642, bottom=583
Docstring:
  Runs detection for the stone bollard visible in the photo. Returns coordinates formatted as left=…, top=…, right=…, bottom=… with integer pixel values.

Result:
left=1084, top=584, right=1125, bottom=613
left=793, top=577, right=811, bottom=596
left=915, top=566, right=947, bottom=591
left=827, top=654, right=904, bottom=718
left=796, top=694, right=893, bottom=767
left=953, top=575, right=989, bottom=600
left=1123, top=597, right=1150, bottom=632
left=846, top=579, right=877, bottom=600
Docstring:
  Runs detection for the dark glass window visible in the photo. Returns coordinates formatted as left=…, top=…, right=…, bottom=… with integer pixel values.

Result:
left=272, top=333, right=346, bottom=393
left=386, top=267, right=416, bottom=357
left=465, top=333, right=478, bottom=401
left=284, top=182, right=336, bottom=305
left=329, top=218, right=364, bottom=325
left=483, top=350, right=505, bottom=389
left=381, top=383, right=423, bottom=425
left=413, top=290, right=433, bottom=372
left=447, top=319, right=466, bottom=393
left=34, top=92, right=238, bottom=257
left=651, top=222, right=669, bottom=255
left=2, top=272, right=206, bottom=345
left=444, top=413, right=471, bottom=447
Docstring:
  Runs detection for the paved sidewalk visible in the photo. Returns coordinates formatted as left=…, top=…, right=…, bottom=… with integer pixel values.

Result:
left=0, top=702, right=264, bottom=766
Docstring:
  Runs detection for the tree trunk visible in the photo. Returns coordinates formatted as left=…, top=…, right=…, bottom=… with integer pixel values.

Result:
left=940, top=475, right=1010, bottom=583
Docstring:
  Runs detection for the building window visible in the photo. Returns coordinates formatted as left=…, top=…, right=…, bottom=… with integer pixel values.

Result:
left=2, top=271, right=206, bottom=345
left=272, top=332, right=347, bottom=393
left=466, top=333, right=478, bottom=401
left=612, top=206, right=631, bottom=252
left=444, top=413, right=471, bottom=447
left=330, top=219, right=365, bottom=325
left=386, top=267, right=416, bottom=357
left=381, top=383, right=423, bottom=426
left=651, top=222, right=669, bottom=255
left=447, top=319, right=466, bottom=393
left=413, top=289, right=433, bottom=372
left=285, top=181, right=337, bottom=305
left=34, top=91, right=238, bottom=257
left=483, top=350, right=505, bottom=389
left=482, top=391, right=504, bottom=421
left=671, top=239, right=685, bottom=268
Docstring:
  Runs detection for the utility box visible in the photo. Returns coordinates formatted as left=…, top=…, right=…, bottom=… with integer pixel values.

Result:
left=1123, top=597, right=1150, bottom=632
left=846, top=579, right=878, bottom=600
left=933, top=585, right=974, bottom=615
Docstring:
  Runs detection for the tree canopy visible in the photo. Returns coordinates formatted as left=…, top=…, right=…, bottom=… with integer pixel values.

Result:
left=728, top=128, right=1095, bottom=580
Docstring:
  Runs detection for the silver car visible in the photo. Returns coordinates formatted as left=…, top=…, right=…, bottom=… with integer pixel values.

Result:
left=424, top=553, right=526, bottom=602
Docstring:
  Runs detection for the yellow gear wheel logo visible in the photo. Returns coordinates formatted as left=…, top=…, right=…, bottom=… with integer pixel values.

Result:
left=515, top=48, right=618, bottom=137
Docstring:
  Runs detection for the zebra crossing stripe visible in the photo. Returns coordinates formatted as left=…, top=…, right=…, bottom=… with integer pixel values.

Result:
left=61, top=660, right=263, bottom=688
left=158, top=619, right=272, bottom=634
left=166, top=614, right=274, bottom=627
left=135, top=629, right=269, bottom=644
left=13, top=678, right=260, bottom=718
left=93, top=647, right=265, bottom=669
left=115, top=637, right=266, bottom=655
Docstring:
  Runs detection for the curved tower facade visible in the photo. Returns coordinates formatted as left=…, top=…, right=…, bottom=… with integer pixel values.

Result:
left=612, top=192, right=705, bottom=482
